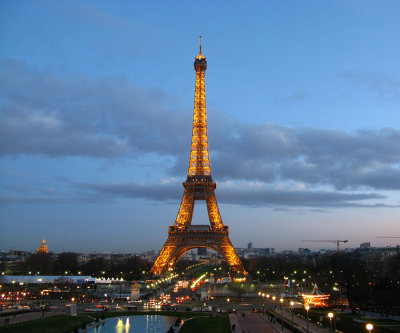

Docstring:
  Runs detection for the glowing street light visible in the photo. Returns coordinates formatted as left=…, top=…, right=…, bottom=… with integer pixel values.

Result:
left=280, top=298, right=284, bottom=331
left=366, top=323, right=374, bottom=332
left=290, top=301, right=295, bottom=332
left=305, top=305, right=310, bottom=333
left=328, top=312, right=334, bottom=331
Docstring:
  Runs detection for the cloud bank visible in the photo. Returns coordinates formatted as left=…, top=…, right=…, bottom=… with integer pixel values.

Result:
left=1, top=59, right=400, bottom=208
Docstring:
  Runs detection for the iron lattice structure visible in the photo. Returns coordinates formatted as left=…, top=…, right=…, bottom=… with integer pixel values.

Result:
left=150, top=39, right=246, bottom=275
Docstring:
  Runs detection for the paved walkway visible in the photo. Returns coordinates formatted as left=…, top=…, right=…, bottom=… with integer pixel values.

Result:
left=272, top=309, right=329, bottom=333
left=229, top=313, right=290, bottom=333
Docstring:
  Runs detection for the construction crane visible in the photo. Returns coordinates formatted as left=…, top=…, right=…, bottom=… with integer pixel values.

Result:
left=301, top=240, right=349, bottom=253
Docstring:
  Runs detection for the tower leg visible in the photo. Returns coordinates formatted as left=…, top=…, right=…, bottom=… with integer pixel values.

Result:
left=149, top=236, right=177, bottom=275
left=219, top=236, right=246, bottom=273
left=174, top=189, right=194, bottom=229
left=206, top=191, right=223, bottom=229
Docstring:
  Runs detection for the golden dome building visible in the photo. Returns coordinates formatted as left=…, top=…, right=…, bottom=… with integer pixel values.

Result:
left=37, top=239, right=49, bottom=254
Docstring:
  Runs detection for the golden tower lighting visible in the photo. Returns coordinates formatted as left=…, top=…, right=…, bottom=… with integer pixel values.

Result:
left=150, top=37, right=246, bottom=275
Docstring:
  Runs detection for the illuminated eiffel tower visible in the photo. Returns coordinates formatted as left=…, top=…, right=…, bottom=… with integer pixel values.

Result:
left=150, top=38, right=246, bottom=275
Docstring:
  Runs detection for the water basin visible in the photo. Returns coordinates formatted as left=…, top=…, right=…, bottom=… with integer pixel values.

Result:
left=87, top=315, right=179, bottom=333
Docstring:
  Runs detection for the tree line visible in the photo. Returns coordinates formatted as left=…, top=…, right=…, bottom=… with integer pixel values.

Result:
left=244, top=252, right=400, bottom=313
left=22, top=252, right=151, bottom=281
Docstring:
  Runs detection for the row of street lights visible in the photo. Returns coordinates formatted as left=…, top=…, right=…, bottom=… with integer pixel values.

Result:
left=326, top=312, right=374, bottom=332
left=258, top=292, right=374, bottom=332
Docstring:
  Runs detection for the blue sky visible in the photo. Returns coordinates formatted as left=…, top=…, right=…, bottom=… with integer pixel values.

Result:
left=1, top=1, right=400, bottom=253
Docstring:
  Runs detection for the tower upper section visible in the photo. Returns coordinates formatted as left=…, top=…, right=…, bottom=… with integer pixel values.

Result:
left=187, top=37, right=211, bottom=179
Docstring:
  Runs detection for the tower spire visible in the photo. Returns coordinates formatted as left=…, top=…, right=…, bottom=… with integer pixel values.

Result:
left=196, top=35, right=205, bottom=60
left=199, top=35, right=202, bottom=55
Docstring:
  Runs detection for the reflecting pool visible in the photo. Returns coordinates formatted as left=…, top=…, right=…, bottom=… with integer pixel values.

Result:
left=87, top=315, right=179, bottom=333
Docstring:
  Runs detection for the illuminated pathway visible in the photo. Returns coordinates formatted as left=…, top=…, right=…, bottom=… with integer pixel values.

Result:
left=272, top=309, right=329, bottom=333
left=230, top=313, right=291, bottom=333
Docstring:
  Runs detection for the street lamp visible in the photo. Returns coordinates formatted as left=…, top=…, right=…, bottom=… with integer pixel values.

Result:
left=271, top=296, right=277, bottom=325
left=280, top=298, right=284, bottom=331
left=261, top=294, right=265, bottom=313
left=290, top=301, right=295, bottom=332
left=328, top=312, right=334, bottom=331
left=305, top=305, right=310, bottom=333
left=366, top=323, right=374, bottom=333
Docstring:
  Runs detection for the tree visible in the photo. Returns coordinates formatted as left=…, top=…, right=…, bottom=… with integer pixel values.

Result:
left=54, top=252, right=78, bottom=274
left=80, top=258, right=107, bottom=276
left=314, top=253, right=371, bottom=313
left=24, top=253, right=54, bottom=275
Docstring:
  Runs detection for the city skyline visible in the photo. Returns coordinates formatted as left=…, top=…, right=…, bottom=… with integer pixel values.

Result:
left=1, top=1, right=400, bottom=253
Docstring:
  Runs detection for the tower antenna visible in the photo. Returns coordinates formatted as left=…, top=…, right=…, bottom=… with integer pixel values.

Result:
left=199, top=35, right=202, bottom=54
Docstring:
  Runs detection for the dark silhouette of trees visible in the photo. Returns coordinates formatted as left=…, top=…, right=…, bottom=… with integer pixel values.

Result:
left=315, top=253, right=371, bottom=313
left=24, top=253, right=54, bottom=275
left=54, top=252, right=78, bottom=274
left=371, top=253, right=400, bottom=314
left=108, top=256, right=150, bottom=280
left=245, top=255, right=312, bottom=281
left=80, top=258, right=107, bottom=276
left=245, top=251, right=400, bottom=311
left=78, top=256, right=150, bottom=280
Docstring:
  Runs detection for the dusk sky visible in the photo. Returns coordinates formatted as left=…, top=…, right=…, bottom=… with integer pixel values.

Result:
left=1, top=1, right=400, bottom=253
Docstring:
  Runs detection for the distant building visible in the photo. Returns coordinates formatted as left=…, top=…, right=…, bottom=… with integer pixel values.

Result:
left=235, top=247, right=275, bottom=258
left=130, top=283, right=140, bottom=300
left=36, top=239, right=49, bottom=254
left=298, top=248, right=311, bottom=255
left=247, top=242, right=253, bottom=249
left=197, top=248, right=207, bottom=255
left=0, top=250, right=31, bottom=274
left=360, top=242, right=371, bottom=249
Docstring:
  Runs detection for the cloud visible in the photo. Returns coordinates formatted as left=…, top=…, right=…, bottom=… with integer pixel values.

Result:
left=72, top=180, right=393, bottom=209
left=1, top=59, right=400, bottom=196
left=342, top=70, right=400, bottom=100
left=274, top=90, right=310, bottom=106
left=0, top=196, right=68, bottom=205
left=0, top=59, right=189, bottom=158
left=209, top=124, right=400, bottom=191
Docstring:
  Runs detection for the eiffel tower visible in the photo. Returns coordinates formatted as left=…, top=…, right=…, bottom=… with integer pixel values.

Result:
left=150, top=38, right=246, bottom=275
